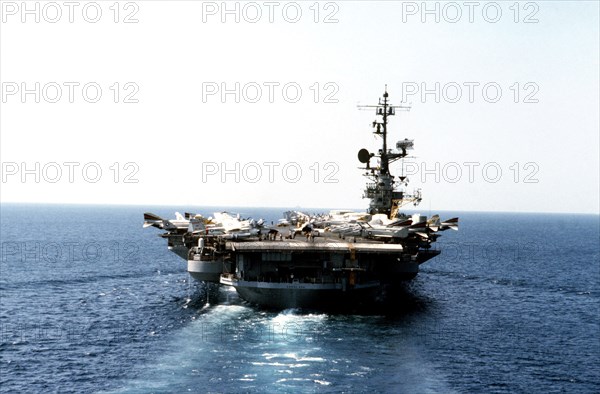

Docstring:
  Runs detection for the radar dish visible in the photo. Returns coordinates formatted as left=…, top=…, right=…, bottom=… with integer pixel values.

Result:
left=358, top=149, right=371, bottom=163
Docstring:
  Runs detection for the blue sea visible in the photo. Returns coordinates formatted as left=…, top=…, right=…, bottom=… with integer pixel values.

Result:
left=0, top=204, right=598, bottom=393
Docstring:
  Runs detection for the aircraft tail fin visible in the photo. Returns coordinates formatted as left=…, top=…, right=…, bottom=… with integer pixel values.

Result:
left=143, top=212, right=163, bottom=228
left=410, top=221, right=427, bottom=229
left=144, top=212, right=162, bottom=221
left=188, top=219, right=206, bottom=234
left=389, top=219, right=412, bottom=227
left=441, top=217, right=459, bottom=231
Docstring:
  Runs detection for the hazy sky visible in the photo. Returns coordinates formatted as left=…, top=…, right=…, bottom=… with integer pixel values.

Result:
left=1, top=1, right=598, bottom=214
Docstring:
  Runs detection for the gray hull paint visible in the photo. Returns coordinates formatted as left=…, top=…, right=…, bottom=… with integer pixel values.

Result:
left=234, top=285, right=379, bottom=309
left=187, top=260, right=222, bottom=282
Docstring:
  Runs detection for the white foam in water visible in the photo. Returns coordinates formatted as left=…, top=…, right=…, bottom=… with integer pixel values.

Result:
left=110, top=305, right=460, bottom=393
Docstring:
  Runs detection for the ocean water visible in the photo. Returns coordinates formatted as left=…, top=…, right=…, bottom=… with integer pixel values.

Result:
left=0, top=204, right=598, bottom=393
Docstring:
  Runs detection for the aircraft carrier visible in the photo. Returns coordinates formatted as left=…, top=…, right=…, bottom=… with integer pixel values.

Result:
left=144, top=89, right=458, bottom=309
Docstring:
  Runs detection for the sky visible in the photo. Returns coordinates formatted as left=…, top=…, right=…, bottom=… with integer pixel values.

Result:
left=1, top=0, right=599, bottom=214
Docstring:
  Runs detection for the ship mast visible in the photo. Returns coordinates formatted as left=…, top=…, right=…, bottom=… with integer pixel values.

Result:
left=381, top=91, right=389, bottom=174
left=357, top=87, right=420, bottom=217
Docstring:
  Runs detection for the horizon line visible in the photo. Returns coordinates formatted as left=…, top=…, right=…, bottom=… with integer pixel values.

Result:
left=0, top=201, right=598, bottom=216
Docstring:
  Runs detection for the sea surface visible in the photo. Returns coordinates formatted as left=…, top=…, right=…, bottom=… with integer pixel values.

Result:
left=0, top=204, right=598, bottom=393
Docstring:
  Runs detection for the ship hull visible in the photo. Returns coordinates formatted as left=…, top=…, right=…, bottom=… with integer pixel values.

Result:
left=236, top=286, right=377, bottom=310
left=220, top=276, right=381, bottom=309
left=188, top=260, right=223, bottom=282
left=165, top=223, right=447, bottom=310
left=235, top=287, right=378, bottom=309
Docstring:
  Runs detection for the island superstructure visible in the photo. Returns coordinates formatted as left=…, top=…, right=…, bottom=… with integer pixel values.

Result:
left=144, top=89, right=458, bottom=309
